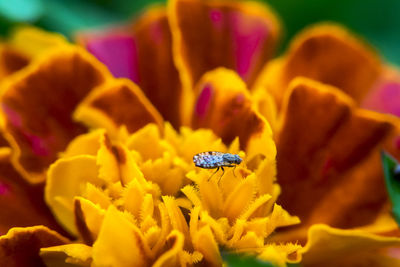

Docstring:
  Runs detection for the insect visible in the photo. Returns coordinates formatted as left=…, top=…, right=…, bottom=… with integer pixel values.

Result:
left=193, top=151, right=242, bottom=181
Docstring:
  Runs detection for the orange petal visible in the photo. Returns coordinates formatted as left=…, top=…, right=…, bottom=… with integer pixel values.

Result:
left=82, top=8, right=183, bottom=128
left=169, top=0, right=280, bottom=124
left=1, top=46, right=111, bottom=183
left=191, top=68, right=274, bottom=160
left=0, top=44, right=29, bottom=79
left=277, top=77, right=397, bottom=231
left=255, top=24, right=382, bottom=108
left=0, top=225, right=68, bottom=266
left=300, top=224, right=400, bottom=267
left=131, top=7, right=182, bottom=128
left=0, top=150, right=66, bottom=236
left=74, top=78, right=163, bottom=138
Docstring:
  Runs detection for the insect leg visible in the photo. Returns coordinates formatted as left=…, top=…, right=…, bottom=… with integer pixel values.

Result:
left=208, top=167, right=219, bottom=181
left=218, top=166, right=225, bottom=183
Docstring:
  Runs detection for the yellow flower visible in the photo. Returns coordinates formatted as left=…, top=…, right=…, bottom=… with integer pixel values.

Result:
left=0, top=0, right=399, bottom=266
left=39, top=119, right=298, bottom=266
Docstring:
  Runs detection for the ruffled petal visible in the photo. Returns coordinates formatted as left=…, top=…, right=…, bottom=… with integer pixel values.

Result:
left=152, top=230, right=185, bottom=267
left=0, top=150, right=65, bottom=235
left=191, top=68, right=275, bottom=162
left=0, top=226, right=68, bottom=266
left=162, top=196, right=191, bottom=248
left=40, top=243, right=92, bottom=267
left=74, top=78, right=163, bottom=139
left=223, top=174, right=256, bottom=222
left=140, top=152, right=186, bottom=195
left=92, top=205, right=152, bottom=267
left=62, top=129, right=105, bottom=158
left=0, top=44, right=29, bottom=78
left=192, top=225, right=222, bottom=266
left=45, top=155, right=103, bottom=235
left=300, top=224, right=400, bottom=267
left=169, top=0, right=280, bottom=123
left=255, top=24, right=382, bottom=107
left=1, top=46, right=110, bottom=183
left=277, top=77, right=398, bottom=232
left=74, top=197, right=105, bottom=246
left=82, top=7, right=182, bottom=127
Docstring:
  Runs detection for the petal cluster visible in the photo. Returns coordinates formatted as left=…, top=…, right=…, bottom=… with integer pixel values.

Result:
left=42, top=122, right=299, bottom=266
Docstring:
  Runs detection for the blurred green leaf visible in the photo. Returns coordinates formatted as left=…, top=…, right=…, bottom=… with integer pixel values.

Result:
left=381, top=151, right=400, bottom=226
left=37, top=0, right=123, bottom=37
left=0, top=0, right=43, bottom=22
left=221, top=250, right=276, bottom=267
left=264, top=0, right=400, bottom=65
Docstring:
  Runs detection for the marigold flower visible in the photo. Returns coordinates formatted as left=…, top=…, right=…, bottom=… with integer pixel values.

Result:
left=0, top=0, right=399, bottom=266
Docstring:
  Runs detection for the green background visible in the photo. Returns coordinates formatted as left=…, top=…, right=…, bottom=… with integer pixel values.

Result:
left=1, top=0, right=399, bottom=66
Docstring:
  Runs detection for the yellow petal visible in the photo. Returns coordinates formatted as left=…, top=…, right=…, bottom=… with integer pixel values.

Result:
left=171, top=125, right=226, bottom=164
left=96, top=133, right=121, bottom=184
left=239, top=194, right=272, bottom=221
left=192, top=225, right=222, bottom=267
left=200, top=211, right=228, bottom=244
left=265, top=204, right=300, bottom=236
left=244, top=217, right=268, bottom=238
left=152, top=203, right=172, bottom=254
left=198, top=176, right=224, bottom=218
left=123, top=179, right=146, bottom=220
left=74, top=197, right=105, bottom=245
left=9, top=26, right=68, bottom=58
left=140, top=152, right=186, bottom=195
left=152, top=230, right=184, bottom=267
left=234, top=231, right=263, bottom=249
left=40, top=243, right=92, bottom=267
left=223, top=174, right=257, bottom=222
left=83, top=183, right=111, bottom=210
left=254, top=157, right=276, bottom=195
left=181, top=185, right=202, bottom=207
left=126, top=123, right=169, bottom=161
left=117, top=144, right=147, bottom=186
left=251, top=86, right=278, bottom=133
left=162, top=196, right=190, bottom=247
left=92, top=205, right=152, bottom=267
left=300, top=224, right=400, bottom=267
left=258, top=245, right=293, bottom=267
left=45, top=155, right=102, bottom=235
left=62, top=129, right=105, bottom=158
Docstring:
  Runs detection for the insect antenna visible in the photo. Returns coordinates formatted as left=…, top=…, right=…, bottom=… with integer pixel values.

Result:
left=208, top=167, right=220, bottom=181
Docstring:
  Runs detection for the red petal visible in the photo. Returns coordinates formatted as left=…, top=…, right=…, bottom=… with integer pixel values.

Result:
left=1, top=46, right=110, bottom=183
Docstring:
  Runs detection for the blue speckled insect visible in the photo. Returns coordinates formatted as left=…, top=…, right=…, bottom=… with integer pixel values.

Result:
left=193, top=151, right=242, bottom=180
